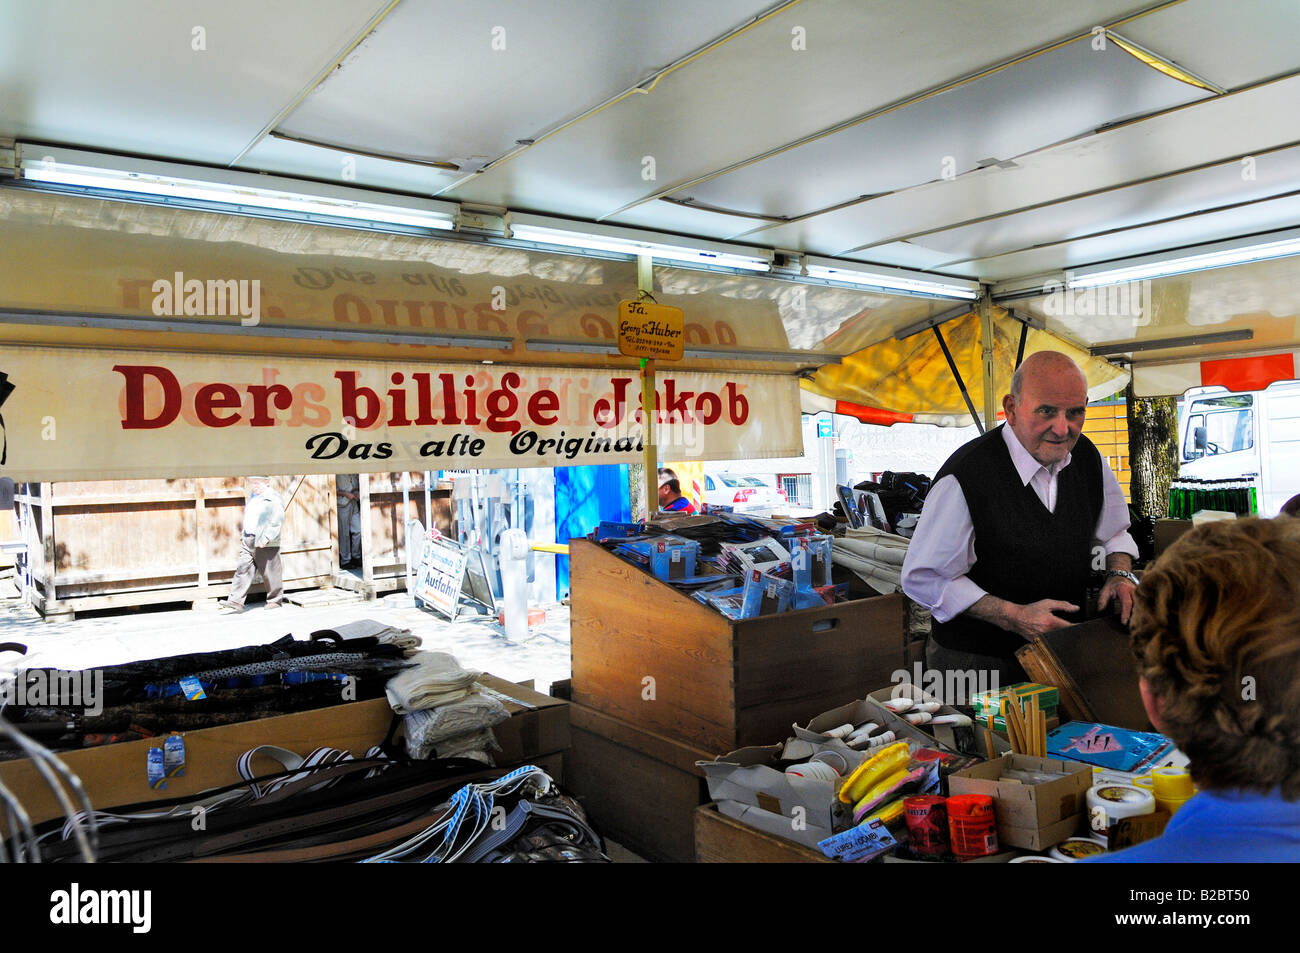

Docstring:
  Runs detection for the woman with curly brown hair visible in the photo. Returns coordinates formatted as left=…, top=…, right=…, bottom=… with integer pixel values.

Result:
left=1092, top=517, right=1300, bottom=862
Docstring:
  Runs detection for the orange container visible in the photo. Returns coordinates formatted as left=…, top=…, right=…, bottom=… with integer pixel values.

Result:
left=946, top=794, right=999, bottom=859
left=904, top=795, right=949, bottom=857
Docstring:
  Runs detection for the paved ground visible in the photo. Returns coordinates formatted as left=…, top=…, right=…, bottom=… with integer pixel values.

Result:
left=0, top=593, right=574, bottom=692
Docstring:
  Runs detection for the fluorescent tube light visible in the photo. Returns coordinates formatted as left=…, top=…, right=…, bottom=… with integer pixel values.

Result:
left=1071, top=234, right=1300, bottom=289
left=20, top=162, right=456, bottom=231
left=510, top=223, right=771, bottom=271
left=803, top=264, right=978, bottom=300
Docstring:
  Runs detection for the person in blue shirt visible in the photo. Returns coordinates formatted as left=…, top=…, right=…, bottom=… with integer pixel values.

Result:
left=657, top=468, right=696, bottom=514
left=1091, top=516, right=1300, bottom=862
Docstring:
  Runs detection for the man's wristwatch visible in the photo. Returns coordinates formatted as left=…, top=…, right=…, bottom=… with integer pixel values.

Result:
left=1105, top=569, right=1140, bottom=587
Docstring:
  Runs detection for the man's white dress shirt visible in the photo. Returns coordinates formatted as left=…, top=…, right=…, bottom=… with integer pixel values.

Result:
left=900, top=426, right=1137, bottom=623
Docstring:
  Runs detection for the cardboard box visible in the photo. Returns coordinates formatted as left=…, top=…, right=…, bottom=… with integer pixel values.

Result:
left=698, top=744, right=843, bottom=850
left=695, top=802, right=834, bottom=863
left=866, top=684, right=971, bottom=752
left=1154, top=518, right=1194, bottom=556
left=947, top=753, right=1092, bottom=851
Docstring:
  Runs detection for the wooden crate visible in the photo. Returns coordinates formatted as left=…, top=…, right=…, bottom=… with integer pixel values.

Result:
left=570, top=540, right=906, bottom=753
left=694, top=803, right=834, bottom=863
left=566, top=701, right=713, bottom=863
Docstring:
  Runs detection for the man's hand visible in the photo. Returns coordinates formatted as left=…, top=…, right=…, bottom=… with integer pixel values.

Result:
left=967, top=595, right=1077, bottom=642
left=1011, top=599, right=1079, bottom=641
left=1097, top=575, right=1137, bottom=624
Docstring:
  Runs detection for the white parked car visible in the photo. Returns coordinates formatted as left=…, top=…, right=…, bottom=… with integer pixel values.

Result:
left=702, top=472, right=788, bottom=511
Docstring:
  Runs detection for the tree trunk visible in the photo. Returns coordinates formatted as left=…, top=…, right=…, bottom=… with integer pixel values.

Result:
left=1126, top=380, right=1179, bottom=520
left=628, top=463, right=647, bottom=521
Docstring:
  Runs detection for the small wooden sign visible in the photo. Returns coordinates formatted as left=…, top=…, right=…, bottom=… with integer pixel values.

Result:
left=617, top=300, right=685, bottom=360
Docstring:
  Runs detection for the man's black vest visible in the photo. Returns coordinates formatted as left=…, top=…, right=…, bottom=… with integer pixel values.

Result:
left=929, top=425, right=1103, bottom=660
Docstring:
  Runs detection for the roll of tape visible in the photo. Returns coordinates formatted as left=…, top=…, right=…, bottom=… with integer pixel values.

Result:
left=1088, top=783, right=1155, bottom=834
left=785, top=760, right=840, bottom=782
left=810, top=750, right=849, bottom=775
left=1152, top=767, right=1195, bottom=800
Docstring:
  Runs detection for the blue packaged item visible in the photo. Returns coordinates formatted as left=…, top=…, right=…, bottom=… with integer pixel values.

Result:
left=1047, top=722, right=1175, bottom=773
left=594, top=521, right=642, bottom=541
left=616, top=534, right=699, bottom=580
left=740, top=568, right=794, bottom=617
left=791, top=534, right=833, bottom=589
left=703, top=586, right=749, bottom=620
left=790, top=586, right=828, bottom=611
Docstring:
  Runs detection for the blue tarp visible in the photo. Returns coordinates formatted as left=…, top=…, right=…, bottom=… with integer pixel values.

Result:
left=553, top=464, right=630, bottom=599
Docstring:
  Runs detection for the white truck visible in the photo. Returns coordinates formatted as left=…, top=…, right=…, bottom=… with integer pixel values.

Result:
left=1178, top=380, right=1300, bottom=517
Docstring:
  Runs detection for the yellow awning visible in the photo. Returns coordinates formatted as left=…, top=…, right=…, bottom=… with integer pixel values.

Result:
left=800, top=308, right=1128, bottom=426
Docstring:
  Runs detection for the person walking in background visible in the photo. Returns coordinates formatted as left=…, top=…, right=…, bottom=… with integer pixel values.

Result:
left=336, top=472, right=362, bottom=569
left=220, top=476, right=285, bottom=613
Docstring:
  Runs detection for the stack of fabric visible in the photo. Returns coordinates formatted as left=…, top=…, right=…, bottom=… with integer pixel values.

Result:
left=831, top=525, right=911, bottom=595
left=384, top=652, right=510, bottom=764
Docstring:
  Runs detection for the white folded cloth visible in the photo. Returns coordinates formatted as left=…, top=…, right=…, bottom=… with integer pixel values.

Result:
left=832, top=526, right=911, bottom=595
left=404, top=692, right=510, bottom=760
left=384, top=651, right=481, bottom=714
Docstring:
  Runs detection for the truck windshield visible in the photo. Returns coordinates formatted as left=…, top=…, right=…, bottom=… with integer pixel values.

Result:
left=1184, top=396, right=1254, bottom=459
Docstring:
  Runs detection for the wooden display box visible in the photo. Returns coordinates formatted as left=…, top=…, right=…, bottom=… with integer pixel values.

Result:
left=566, top=701, right=713, bottom=863
left=570, top=539, right=905, bottom=753
left=694, top=803, right=833, bottom=863
left=0, top=674, right=568, bottom=831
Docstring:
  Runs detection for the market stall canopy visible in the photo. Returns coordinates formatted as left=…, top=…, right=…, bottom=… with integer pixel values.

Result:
left=800, top=308, right=1128, bottom=426
left=4, top=0, right=1300, bottom=406
left=1003, top=254, right=1300, bottom=398
left=0, top=188, right=884, bottom=376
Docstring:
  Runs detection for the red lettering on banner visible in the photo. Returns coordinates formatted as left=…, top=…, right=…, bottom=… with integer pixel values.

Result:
left=288, top=383, right=329, bottom=427
left=485, top=372, right=523, bottom=434
left=726, top=382, right=749, bottom=424
left=696, top=391, right=721, bottom=424
left=594, top=378, right=633, bottom=428
left=528, top=389, right=559, bottom=426
left=247, top=384, right=294, bottom=426
left=195, top=383, right=243, bottom=427
left=662, top=380, right=694, bottom=424
left=114, top=365, right=182, bottom=429
left=334, top=293, right=371, bottom=325
left=335, top=371, right=382, bottom=428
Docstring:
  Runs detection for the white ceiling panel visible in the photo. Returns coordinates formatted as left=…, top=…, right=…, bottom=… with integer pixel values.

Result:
left=1119, top=0, right=1300, bottom=90
left=840, top=241, right=972, bottom=274
left=279, top=0, right=778, bottom=174
left=964, top=192, right=1300, bottom=281
left=0, top=0, right=381, bottom=166
left=446, top=0, right=1148, bottom=218
left=604, top=199, right=779, bottom=244
left=672, top=39, right=1208, bottom=221
left=240, top=134, right=462, bottom=197
left=744, top=74, right=1300, bottom=260
left=915, top=145, right=1300, bottom=264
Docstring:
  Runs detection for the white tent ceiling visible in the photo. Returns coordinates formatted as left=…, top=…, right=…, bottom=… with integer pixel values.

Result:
left=2, top=0, right=1300, bottom=368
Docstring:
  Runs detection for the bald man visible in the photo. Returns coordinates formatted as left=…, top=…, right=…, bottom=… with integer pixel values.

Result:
left=901, top=352, right=1139, bottom=687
